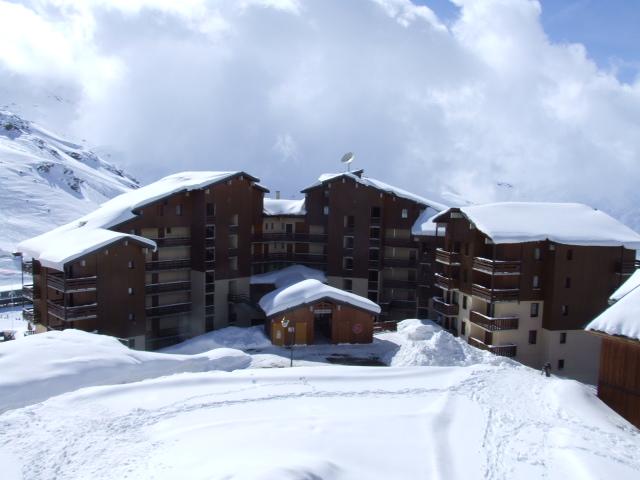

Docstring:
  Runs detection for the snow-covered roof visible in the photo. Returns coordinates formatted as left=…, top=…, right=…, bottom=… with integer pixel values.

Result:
left=435, top=203, right=640, bottom=249
left=263, top=198, right=306, bottom=216
left=18, top=171, right=258, bottom=270
left=302, top=172, right=448, bottom=210
left=411, top=206, right=444, bottom=236
left=586, top=281, right=640, bottom=342
left=259, top=279, right=381, bottom=317
left=250, top=265, right=326, bottom=288
left=609, top=270, right=640, bottom=304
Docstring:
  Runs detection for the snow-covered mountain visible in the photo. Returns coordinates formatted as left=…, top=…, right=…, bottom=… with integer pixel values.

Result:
left=0, top=110, right=139, bottom=284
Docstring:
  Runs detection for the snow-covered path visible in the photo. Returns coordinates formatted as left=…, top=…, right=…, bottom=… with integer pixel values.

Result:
left=1, top=364, right=638, bottom=480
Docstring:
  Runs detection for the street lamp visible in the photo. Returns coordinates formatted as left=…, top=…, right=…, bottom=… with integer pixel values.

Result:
left=280, top=317, right=295, bottom=367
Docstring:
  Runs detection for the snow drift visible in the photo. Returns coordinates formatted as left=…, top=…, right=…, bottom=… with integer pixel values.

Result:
left=0, top=329, right=250, bottom=412
left=160, top=325, right=272, bottom=355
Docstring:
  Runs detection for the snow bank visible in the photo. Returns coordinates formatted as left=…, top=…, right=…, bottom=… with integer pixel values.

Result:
left=381, top=319, right=507, bottom=367
left=263, top=198, right=306, bottom=216
left=161, top=326, right=272, bottom=354
left=437, top=202, right=640, bottom=248
left=250, top=264, right=326, bottom=288
left=0, top=329, right=250, bottom=412
left=259, top=278, right=381, bottom=317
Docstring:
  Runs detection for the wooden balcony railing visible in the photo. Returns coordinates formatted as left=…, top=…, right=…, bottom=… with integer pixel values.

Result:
left=468, top=336, right=517, bottom=358
left=145, top=302, right=192, bottom=317
left=47, top=300, right=97, bottom=321
left=47, top=273, right=97, bottom=293
left=434, top=273, right=459, bottom=291
left=145, top=281, right=191, bottom=295
left=145, top=259, right=191, bottom=271
left=22, top=284, right=39, bottom=301
left=435, top=248, right=461, bottom=265
left=154, top=237, right=191, bottom=248
left=471, top=284, right=519, bottom=302
left=432, top=297, right=459, bottom=316
left=470, top=310, right=518, bottom=331
left=473, top=257, right=521, bottom=275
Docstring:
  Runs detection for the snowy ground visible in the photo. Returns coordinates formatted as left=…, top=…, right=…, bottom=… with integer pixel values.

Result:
left=0, top=320, right=639, bottom=479
left=0, top=306, right=29, bottom=340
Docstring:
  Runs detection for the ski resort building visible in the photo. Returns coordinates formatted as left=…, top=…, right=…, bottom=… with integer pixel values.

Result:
left=431, top=203, right=640, bottom=383
left=17, top=170, right=442, bottom=350
left=586, top=272, right=640, bottom=428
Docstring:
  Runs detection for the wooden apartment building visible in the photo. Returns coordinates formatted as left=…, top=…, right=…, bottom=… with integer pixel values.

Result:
left=430, top=203, right=640, bottom=384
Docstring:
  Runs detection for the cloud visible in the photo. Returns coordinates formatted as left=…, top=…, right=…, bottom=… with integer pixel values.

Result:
left=1, top=0, right=640, bottom=229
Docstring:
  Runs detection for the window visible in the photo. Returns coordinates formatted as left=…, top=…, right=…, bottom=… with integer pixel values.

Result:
left=206, top=226, right=215, bottom=238
left=323, top=206, right=329, bottom=215
left=324, top=190, right=329, bottom=198
left=205, top=295, right=214, bottom=306
left=558, top=359, right=565, bottom=370
left=561, top=305, right=569, bottom=316
left=534, top=247, right=541, bottom=260
left=531, top=303, right=539, bottom=317
left=176, top=204, right=182, bottom=216
left=343, top=236, right=354, bottom=249
left=461, top=321, right=466, bottom=336
left=166, top=227, right=172, bottom=234
left=368, top=270, right=379, bottom=282
left=230, top=214, right=239, bottom=226
left=565, top=277, right=571, bottom=288
left=229, top=257, right=238, bottom=271
left=343, top=279, right=353, bottom=291
left=370, top=226, right=380, bottom=238
left=368, top=248, right=379, bottom=261
left=128, top=313, right=135, bottom=321
left=206, top=272, right=214, bottom=283
left=80, top=259, right=86, bottom=267
left=462, top=296, right=468, bottom=310
left=157, top=204, right=164, bottom=216
left=566, top=249, right=573, bottom=260
left=128, top=287, right=134, bottom=295
left=206, top=202, right=215, bottom=216
left=560, top=332, right=567, bottom=344
left=128, top=260, right=134, bottom=269
left=528, top=330, right=537, bottom=344
left=371, top=206, right=381, bottom=218
left=401, top=208, right=408, bottom=219
left=532, top=275, right=540, bottom=289
left=344, top=215, right=355, bottom=228
left=343, top=257, right=354, bottom=270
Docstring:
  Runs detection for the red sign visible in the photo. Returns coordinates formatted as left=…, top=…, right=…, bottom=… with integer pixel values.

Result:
left=352, top=323, right=363, bottom=334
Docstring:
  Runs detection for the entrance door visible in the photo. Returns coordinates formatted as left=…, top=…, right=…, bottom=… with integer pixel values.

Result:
left=295, top=321, right=307, bottom=345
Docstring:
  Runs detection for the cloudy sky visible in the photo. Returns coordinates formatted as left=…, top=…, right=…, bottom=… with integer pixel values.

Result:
left=1, top=0, right=639, bottom=226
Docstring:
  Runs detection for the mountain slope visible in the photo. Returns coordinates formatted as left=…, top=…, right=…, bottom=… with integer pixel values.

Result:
left=0, top=110, right=139, bottom=284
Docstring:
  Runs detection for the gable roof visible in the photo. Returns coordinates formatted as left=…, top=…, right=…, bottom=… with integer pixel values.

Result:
left=301, top=172, right=448, bottom=210
left=586, top=278, right=640, bottom=342
left=263, top=198, right=306, bottom=216
left=18, top=171, right=263, bottom=271
left=259, top=279, right=381, bottom=317
left=433, top=202, right=640, bottom=249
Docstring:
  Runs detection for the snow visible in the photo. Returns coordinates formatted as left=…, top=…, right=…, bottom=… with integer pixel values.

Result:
left=160, top=326, right=272, bottom=355
left=258, top=278, right=381, bottom=317
left=0, top=329, right=251, bottom=413
left=263, top=197, right=306, bottom=216
left=439, top=202, right=640, bottom=248
left=0, top=110, right=139, bottom=284
left=411, top=205, right=443, bottom=236
left=305, top=172, right=448, bottom=209
left=0, top=306, right=30, bottom=339
left=0, top=283, right=22, bottom=293
left=17, top=171, right=248, bottom=271
left=250, top=264, right=327, bottom=288
left=610, top=269, right=640, bottom=303
left=586, top=280, right=640, bottom=341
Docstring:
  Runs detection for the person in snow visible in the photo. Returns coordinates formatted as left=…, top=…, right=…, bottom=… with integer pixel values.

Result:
left=542, top=362, right=551, bottom=377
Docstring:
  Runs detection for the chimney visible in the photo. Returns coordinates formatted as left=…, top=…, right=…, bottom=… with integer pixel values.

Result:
left=275, top=190, right=281, bottom=199
left=353, top=169, right=364, bottom=178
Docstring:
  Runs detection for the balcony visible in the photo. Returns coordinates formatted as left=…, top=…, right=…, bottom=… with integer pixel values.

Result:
left=205, top=238, right=215, bottom=248
left=432, top=297, right=459, bottom=317
left=47, top=273, right=97, bottom=293
left=205, top=283, right=215, bottom=293
left=384, top=279, right=417, bottom=289
left=252, top=253, right=327, bottom=265
left=383, top=257, right=417, bottom=268
left=253, top=233, right=328, bottom=243
left=467, top=336, right=517, bottom=358
left=205, top=305, right=215, bottom=315
left=22, top=284, right=39, bottom=301
left=206, top=215, right=216, bottom=225
left=205, top=260, right=215, bottom=270
left=435, top=248, right=461, bottom=266
left=145, top=302, right=192, bottom=317
left=370, top=217, right=381, bottom=226
left=471, top=284, right=520, bottom=303
left=22, top=307, right=39, bottom=323
left=145, top=281, right=191, bottom=295
left=368, top=237, right=381, bottom=247
left=47, top=300, right=97, bottom=321
left=22, top=260, right=37, bottom=274
left=470, top=310, right=518, bottom=331
left=145, top=259, right=191, bottom=271
left=154, top=237, right=191, bottom=248
left=434, top=273, right=459, bottom=291
left=473, top=257, right=521, bottom=275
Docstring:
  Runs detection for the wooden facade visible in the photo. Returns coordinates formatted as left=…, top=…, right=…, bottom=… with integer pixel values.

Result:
left=596, top=335, right=640, bottom=428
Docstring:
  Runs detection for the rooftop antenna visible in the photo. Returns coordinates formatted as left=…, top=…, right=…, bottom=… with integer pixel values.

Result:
left=341, top=152, right=354, bottom=173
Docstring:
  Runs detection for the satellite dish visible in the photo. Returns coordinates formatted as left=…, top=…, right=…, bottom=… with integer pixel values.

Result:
left=340, top=152, right=354, bottom=172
